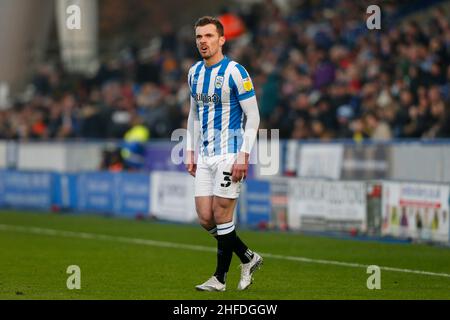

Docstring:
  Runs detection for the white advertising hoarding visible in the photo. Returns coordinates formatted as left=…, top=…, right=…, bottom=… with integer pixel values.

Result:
left=298, top=144, right=343, bottom=179
left=381, top=182, right=449, bottom=243
left=288, top=179, right=367, bottom=231
left=0, top=141, right=6, bottom=168
left=17, top=142, right=103, bottom=172
left=150, top=171, right=197, bottom=223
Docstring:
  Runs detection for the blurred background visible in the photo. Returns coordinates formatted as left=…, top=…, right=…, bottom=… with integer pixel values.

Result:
left=1, top=0, right=449, bottom=143
left=0, top=0, right=450, bottom=243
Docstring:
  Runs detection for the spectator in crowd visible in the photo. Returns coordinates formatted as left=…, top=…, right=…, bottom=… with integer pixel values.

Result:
left=120, top=113, right=150, bottom=170
left=364, top=111, right=392, bottom=141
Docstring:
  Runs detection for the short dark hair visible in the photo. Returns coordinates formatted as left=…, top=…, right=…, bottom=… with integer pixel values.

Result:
left=194, top=16, right=224, bottom=37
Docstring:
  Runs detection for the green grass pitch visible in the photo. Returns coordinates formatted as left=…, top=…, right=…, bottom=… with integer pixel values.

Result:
left=0, top=210, right=449, bottom=299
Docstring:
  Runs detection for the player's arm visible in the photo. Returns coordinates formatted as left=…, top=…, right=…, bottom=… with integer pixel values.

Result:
left=240, top=96, right=260, bottom=156
left=231, top=65, right=260, bottom=182
left=186, top=95, right=200, bottom=177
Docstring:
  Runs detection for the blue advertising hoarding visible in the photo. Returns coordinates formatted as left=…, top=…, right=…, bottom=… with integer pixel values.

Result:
left=240, top=180, right=272, bottom=227
left=75, top=172, right=150, bottom=217
left=116, top=172, right=150, bottom=217
left=53, top=173, right=78, bottom=210
left=0, top=170, right=55, bottom=210
left=76, top=172, right=118, bottom=213
left=1, top=170, right=270, bottom=229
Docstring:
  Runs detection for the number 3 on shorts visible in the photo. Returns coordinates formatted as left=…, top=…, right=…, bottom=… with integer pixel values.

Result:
left=221, top=172, right=232, bottom=188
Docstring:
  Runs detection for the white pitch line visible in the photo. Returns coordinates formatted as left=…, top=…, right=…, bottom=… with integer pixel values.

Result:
left=1, top=223, right=450, bottom=279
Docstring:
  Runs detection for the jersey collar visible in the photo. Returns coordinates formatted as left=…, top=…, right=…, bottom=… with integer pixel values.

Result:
left=204, top=56, right=228, bottom=70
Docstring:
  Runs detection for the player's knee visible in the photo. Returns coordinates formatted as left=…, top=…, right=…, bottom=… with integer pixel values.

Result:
left=196, top=206, right=214, bottom=227
left=198, top=216, right=214, bottom=229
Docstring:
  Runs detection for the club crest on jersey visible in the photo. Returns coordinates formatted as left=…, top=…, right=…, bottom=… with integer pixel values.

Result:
left=243, top=78, right=253, bottom=92
left=215, top=76, right=224, bottom=89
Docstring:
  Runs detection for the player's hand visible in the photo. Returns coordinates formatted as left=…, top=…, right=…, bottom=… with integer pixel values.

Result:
left=185, top=151, right=197, bottom=177
left=231, top=152, right=249, bottom=183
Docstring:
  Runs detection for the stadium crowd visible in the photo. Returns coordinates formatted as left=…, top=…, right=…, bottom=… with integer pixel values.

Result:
left=0, top=0, right=449, bottom=142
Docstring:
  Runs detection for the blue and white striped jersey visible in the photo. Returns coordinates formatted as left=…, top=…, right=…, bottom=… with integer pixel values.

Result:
left=188, top=56, right=256, bottom=156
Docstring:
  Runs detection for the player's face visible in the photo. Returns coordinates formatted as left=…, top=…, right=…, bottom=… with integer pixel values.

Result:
left=195, top=24, right=225, bottom=60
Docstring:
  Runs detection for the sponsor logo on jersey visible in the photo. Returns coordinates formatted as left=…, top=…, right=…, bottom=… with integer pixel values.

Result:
left=243, top=78, right=253, bottom=91
left=194, top=93, right=220, bottom=104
